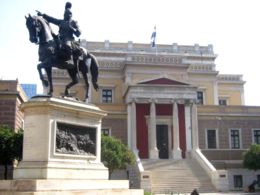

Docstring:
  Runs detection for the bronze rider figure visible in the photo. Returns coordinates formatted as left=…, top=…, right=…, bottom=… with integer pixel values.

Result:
left=37, top=2, right=81, bottom=65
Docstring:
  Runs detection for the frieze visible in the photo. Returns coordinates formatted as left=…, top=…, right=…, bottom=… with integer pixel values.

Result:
left=99, top=61, right=125, bottom=69
left=55, top=122, right=96, bottom=156
left=128, top=56, right=182, bottom=64
left=188, top=64, right=216, bottom=72
left=126, top=87, right=197, bottom=103
left=218, top=74, right=244, bottom=82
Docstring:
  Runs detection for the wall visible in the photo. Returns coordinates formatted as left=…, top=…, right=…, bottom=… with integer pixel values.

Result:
left=102, top=118, right=127, bottom=144
left=0, top=98, right=16, bottom=129
left=198, top=105, right=260, bottom=162
left=0, top=80, right=27, bottom=131
left=218, top=83, right=243, bottom=105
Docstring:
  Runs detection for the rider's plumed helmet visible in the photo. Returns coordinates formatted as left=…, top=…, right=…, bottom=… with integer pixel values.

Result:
left=64, top=2, right=72, bottom=20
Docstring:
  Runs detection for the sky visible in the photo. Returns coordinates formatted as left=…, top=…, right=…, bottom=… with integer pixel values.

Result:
left=0, top=0, right=260, bottom=106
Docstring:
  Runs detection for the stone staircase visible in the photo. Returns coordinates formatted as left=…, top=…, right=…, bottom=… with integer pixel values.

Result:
left=141, top=159, right=217, bottom=194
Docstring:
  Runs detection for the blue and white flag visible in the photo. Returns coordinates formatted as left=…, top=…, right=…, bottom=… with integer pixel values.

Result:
left=151, top=26, right=156, bottom=47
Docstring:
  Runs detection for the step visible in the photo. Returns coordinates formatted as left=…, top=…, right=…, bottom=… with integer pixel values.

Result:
left=141, top=159, right=217, bottom=193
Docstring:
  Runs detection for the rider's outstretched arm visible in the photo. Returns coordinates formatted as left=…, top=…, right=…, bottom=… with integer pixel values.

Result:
left=36, top=10, right=61, bottom=26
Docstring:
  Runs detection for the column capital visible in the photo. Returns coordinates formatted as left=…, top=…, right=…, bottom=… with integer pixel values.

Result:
left=170, top=99, right=175, bottom=104
left=189, top=99, right=198, bottom=105
left=184, top=99, right=192, bottom=105
left=177, top=99, right=185, bottom=104
left=127, top=98, right=138, bottom=104
left=148, top=98, right=158, bottom=103
left=171, top=99, right=184, bottom=104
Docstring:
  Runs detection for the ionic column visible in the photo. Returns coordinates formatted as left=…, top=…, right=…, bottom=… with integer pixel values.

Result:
left=172, top=101, right=182, bottom=159
left=191, top=102, right=199, bottom=149
left=149, top=99, right=158, bottom=159
left=185, top=103, right=192, bottom=152
left=131, top=100, right=138, bottom=155
left=127, top=103, right=132, bottom=149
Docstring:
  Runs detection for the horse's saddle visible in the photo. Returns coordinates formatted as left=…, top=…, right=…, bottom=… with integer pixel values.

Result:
left=55, top=43, right=82, bottom=69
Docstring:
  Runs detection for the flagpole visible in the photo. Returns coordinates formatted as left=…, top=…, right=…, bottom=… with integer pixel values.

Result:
left=151, top=25, right=157, bottom=56
left=155, top=26, right=157, bottom=56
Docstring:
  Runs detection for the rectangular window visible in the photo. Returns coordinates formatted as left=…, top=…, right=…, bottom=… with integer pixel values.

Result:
left=101, top=128, right=111, bottom=136
left=253, top=129, right=260, bottom=144
left=234, top=175, right=243, bottom=188
left=197, top=91, right=204, bottom=105
left=102, top=89, right=113, bottom=103
left=219, top=99, right=227, bottom=105
left=230, top=129, right=240, bottom=149
left=207, top=129, right=217, bottom=149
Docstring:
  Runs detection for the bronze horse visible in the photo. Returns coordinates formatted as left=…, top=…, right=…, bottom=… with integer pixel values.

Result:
left=25, top=14, right=99, bottom=101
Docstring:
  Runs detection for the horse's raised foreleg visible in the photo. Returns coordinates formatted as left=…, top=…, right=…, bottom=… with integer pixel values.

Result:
left=64, top=69, right=79, bottom=97
left=37, top=63, right=49, bottom=87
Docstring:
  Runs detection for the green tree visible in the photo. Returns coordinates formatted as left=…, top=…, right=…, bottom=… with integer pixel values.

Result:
left=101, top=135, right=135, bottom=177
left=0, top=126, right=23, bottom=179
left=243, top=144, right=260, bottom=171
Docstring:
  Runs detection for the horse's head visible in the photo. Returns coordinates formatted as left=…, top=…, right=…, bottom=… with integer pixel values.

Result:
left=25, top=14, right=53, bottom=44
left=25, top=14, right=40, bottom=44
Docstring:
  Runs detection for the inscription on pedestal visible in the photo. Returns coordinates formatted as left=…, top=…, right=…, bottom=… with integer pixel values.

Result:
left=55, top=122, right=96, bottom=156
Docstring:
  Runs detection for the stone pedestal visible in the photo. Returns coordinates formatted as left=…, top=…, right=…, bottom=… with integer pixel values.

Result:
left=14, top=97, right=108, bottom=180
left=0, top=97, right=143, bottom=195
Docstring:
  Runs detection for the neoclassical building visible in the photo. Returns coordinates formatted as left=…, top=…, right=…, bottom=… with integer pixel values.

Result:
left=49, top=40, right=260, bottom=193
left=0, top=80, right=27, bottom=131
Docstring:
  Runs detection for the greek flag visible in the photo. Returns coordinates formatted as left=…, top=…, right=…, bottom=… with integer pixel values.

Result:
left=151, top=26, right=156, bottom=47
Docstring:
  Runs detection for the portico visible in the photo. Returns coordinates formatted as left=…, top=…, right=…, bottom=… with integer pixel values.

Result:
left=125, top=78, right=199, bottom=159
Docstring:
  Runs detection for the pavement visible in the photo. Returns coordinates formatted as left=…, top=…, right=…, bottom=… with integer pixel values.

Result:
left=199, top=193, right=260, bottom=195
left=154, top=193, right=260, bottom=195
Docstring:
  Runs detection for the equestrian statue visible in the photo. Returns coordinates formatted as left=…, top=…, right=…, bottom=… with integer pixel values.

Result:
left=25, top=2, right=99, bottom=101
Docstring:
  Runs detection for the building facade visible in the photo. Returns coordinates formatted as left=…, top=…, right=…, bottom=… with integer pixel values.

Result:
left=49, top=41, right=260, bottom=191
left=0, top=80, right=28, bottom=131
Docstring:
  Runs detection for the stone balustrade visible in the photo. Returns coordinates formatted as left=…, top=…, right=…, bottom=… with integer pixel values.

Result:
left=81, top=40, right=215, bottom=55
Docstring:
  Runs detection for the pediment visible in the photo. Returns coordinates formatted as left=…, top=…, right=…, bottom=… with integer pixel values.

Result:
left=138, top=77, right=189, bottom=86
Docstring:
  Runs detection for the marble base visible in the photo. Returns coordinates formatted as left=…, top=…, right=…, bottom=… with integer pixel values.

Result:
left=0, top=179, right=143, bottom=195
left=13, top=160, right=108, bottom=179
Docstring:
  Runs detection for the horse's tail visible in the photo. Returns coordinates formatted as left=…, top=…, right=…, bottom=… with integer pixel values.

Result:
left=89, top=53, right=99, bottom=90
